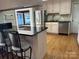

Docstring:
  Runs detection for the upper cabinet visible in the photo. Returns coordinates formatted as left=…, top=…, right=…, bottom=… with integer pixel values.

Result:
left=46, top=0, right=53, bottom=13
left=43, top=0, right=71, bottom=14
left=53, top=0, right=60, bottom=13
left=46, top=0, right=60, bottom=13
left=42, top=1, right=48, bottom=10
left=60, top=0, right=71, bottom=14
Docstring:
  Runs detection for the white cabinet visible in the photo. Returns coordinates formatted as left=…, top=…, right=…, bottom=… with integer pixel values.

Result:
left=43, top=0, right=71, bottom=14
left=46, top=22, right=52, bottom=33
left=53, top=0, right=60, bottom=13
left=42, top=1, right=48, bottom=10
left=45, top=22, right=59, bottom=34
left=60, top=0, right=71, bottom=14
left=52, top=22, right=59, bottom=34
left=46, top=0, right=53, bottom=13
left=46, top=0, right=60, bottom=13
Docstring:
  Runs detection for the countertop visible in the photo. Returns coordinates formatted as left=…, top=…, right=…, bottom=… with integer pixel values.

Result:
left=8, top=27, right=48, bottom=36
left=45, top=21, right=71, bottom=23
left=19, top=27, right=48, bottom=36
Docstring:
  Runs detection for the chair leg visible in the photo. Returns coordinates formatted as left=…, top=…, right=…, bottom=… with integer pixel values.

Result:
left=24, top=52, right=26, bottom=59
left=6, top=47, right=9, bottom=59
left=16, top=52, right=19, bottom=59
left=11, top=50, right=14, bottom=59
left=2, top=53, right=4, bottom=59
left=2, top=47, right=4, bottom=59
left=29, top=47, right=32, bottom=59
left=21, top=52, right=23, bottom=59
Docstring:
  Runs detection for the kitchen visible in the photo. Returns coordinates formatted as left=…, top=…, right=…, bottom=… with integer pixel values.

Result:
left=0, top=0, right=79, bottom=59
left=43, top=0, right=79, bottom=59
left=0, top=7, right=47, bottom=59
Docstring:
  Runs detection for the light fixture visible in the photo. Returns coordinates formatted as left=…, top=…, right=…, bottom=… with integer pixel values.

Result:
left=42, top=0, right=47, bottom=2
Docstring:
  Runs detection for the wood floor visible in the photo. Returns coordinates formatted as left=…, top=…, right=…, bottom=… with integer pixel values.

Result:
left=44, top=34, right=79, bottom=59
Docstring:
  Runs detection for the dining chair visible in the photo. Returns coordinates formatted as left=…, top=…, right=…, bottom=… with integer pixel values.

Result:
left=0, top=31, right=8, bottom=59
left=2, top=30, right=12, bottom=54
left=8, top=31, right=32, bottom=59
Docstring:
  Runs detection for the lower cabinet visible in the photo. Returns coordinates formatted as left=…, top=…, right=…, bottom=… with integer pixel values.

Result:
left=52, top=22, right=59, bottom=34
left=45, top=22, right=59, bottom=34
left=46, top=22, right=52, bottom=33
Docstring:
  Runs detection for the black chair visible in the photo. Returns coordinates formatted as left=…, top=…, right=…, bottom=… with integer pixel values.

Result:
left=0, top=23, right=12, bottom=30
left=0, top=31, right=9, bottom=59
left=2, top=30, right=12, bottom=53
left=0, top=22, right=12, bottom=59
left=8, top=31, right=32, bottom=59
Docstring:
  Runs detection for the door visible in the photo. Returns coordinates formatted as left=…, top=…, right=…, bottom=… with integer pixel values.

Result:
left=71, top=3, right=79, bottom=33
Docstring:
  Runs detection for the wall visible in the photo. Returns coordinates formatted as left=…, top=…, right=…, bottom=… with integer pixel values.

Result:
left=71, top=2, right=79, bottom=33
left=0, top=12, right=5, bottom=23
left=72, top=0, right=79, bottom=3
left=0, top=10, right=17, bottom=30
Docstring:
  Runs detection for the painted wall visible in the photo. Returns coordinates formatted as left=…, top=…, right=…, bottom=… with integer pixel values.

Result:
left=0, top=12, right=5, bottom=23
left=73, top=0, right=79, bottom=3
left=71, top=3, right=79, bottom=33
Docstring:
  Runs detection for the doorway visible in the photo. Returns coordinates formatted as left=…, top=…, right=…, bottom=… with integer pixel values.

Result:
left=71, top=3, right=79, bottom=34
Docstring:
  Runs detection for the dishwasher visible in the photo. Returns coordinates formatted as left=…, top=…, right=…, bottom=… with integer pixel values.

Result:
left=59, top=21, right=70, bottom=35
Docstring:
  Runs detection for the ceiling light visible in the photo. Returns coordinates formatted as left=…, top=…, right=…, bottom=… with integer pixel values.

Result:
left=42, top=0, right=47, bottom=1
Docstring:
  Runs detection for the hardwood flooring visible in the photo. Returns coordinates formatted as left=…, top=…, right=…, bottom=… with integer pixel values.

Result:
left=44, top=34, right=79, bottom=59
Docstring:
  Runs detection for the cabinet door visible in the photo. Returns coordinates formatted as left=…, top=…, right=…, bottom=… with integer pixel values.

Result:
left=53, top=0, right=60, bottom=13
left=47, top=0, right=53, bottom=13
left=52, top=22, right=58, bottom=34
left=60, top=0, right=71, bottom=14
left=45, top=23, right=52, bottom=33
left=42, top=1, right=48, bottom=10
left=44, top=0, right=60, bottom=13
left=46, top=22, right=58, bottom=34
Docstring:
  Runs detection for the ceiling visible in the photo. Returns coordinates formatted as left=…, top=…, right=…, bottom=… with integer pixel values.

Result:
left=0, top=0, right=43, bottom=10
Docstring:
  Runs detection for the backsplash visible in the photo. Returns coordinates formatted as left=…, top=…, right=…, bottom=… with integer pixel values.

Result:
left=47, top=13, right=72, bottom=21
left=59, top=15, right=72, bottom=21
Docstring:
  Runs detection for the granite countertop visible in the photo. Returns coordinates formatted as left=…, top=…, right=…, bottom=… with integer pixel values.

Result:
left=8, top=27, right=48, bottom=36
left=19, top=27, right=48, bottom=36
left=45, top=21, right=71, bottom=23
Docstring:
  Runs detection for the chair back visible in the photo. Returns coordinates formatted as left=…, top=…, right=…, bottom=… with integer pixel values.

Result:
left=8, top=31, right=21, bottom=48
left=0, top=31, right=6, bottom=44
left=2, top=31, right=11, bottom=46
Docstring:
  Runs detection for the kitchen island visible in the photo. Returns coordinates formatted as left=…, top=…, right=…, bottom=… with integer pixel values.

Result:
left=0, top=7, right=47, bottom=59
left=77, top=28, right=79, bottom=45
left=20, top=28, right=47, bottom=59
left=9, top=28, right=47, bottom=59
